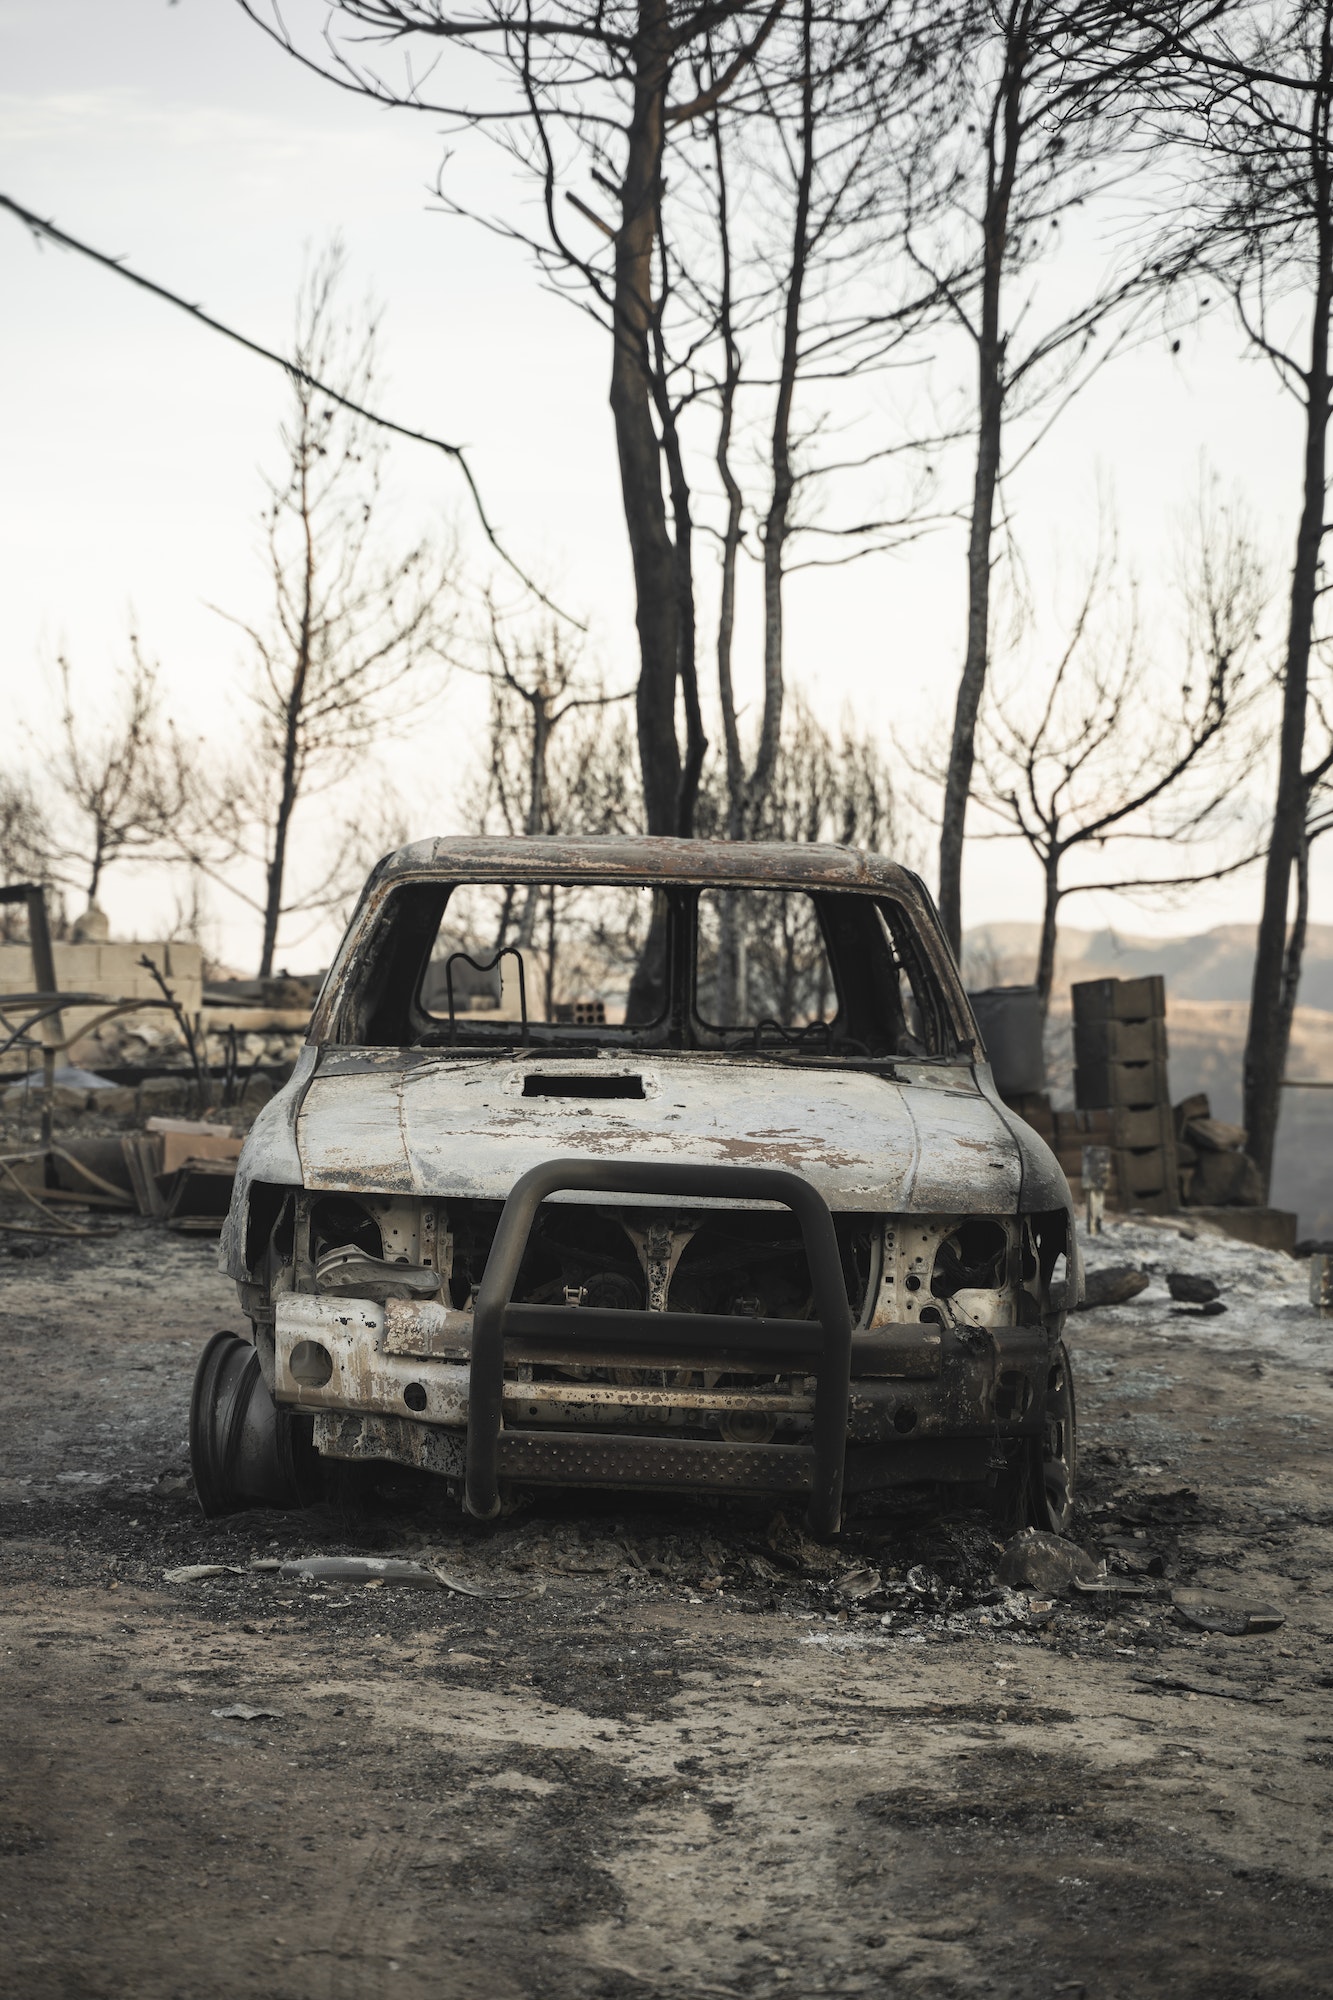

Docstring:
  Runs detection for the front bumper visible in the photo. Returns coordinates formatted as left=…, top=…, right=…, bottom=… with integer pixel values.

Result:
left=274, top=1293, right=1048, bottom=1443
left=274, top=1291, right=1050, bottom=1512
left=269, top=1157, right=1058, bottom=1531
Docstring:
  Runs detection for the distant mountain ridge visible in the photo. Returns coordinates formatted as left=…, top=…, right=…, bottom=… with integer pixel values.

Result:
left=963, top=922, right=1333, bottom=1011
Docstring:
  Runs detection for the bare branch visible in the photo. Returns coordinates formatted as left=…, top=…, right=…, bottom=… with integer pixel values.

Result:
left=0, top=189, right=570, bottom=623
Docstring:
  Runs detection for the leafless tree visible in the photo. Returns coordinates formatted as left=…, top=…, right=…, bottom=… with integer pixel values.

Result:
left=1147, top=0, right=1333, bottom=1189
left=911, top=0, right=1223, bottom=958
left=712, top=686, right=900, bottom=849
left=689, top=1, right=955, bottom=851
left=465, top=612, right=634, bottom=950
left=697, top=686, right=903, bottom=1013
left=237, top=0, right=801, bottom=842
left=453, top=624, right=639, bottom=1014
left=971, top=502, right=1267, bottom=1014
left=193, top=243, right=454, bottom=978
left=41, top=638, right=188, bottom=910
left=236, top=2, right=971, bottom=861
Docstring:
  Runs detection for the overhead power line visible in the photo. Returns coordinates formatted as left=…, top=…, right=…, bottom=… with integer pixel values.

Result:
left=0, top=190, right=575, bottom=624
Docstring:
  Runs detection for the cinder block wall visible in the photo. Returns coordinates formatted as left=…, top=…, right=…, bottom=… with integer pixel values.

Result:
left=0, top=941, right=202, bottom=1072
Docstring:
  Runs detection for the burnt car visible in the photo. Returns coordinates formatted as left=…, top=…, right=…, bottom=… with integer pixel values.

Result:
left=194, top=837, right=1079, bottom=1537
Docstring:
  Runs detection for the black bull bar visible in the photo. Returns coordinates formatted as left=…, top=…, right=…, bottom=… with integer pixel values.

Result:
left=465, top=1157, right=855, bottom=1537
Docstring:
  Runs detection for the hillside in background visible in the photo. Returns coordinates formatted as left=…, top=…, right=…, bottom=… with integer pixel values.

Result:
left=963, top=923, right=1333, bottom=1238
left=963, top=920, right=1333, bottom=1007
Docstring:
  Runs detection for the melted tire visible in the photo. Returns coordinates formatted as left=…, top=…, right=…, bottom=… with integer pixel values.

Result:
left=979, top=1339, right=1078, bottom=1535
left=1029, top=1339, right=1077, bottom=1534
left=189, top=1329, right=320, bottom=1516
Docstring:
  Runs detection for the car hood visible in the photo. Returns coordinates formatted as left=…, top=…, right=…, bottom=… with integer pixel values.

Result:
left=291, top=1050, right=1027, bottom=1213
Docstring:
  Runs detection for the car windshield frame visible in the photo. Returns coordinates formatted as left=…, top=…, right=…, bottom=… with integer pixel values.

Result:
left=321, top=871, right=976, bottom=1065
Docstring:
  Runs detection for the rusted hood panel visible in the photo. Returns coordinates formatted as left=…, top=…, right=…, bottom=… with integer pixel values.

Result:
left=293, top=1054, right=1022, bottom=1212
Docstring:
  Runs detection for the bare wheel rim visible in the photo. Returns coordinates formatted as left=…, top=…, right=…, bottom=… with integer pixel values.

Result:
left=1037, top=1341, right=1077, bottom=1534
left=189, top=1329, right=321, bottom=1516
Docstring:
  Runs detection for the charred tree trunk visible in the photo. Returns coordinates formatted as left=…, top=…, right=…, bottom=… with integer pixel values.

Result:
left=714, top=91, right=745, bottom=845
left=674, top=523, right=707, bottom=837
left=650, top=282, right=706, bottom=838
left=259, top=418, right=317, bottom=980
left=1243, top=231, right=1333, bottom=1190
left=714, top=382, right=744, bottom=1010
left=259, top=694, right=303, bottom=981
left=1274, top=823, right=1312, bottom=1078
left=754, top=0, right=815, bottom=841
left=612, top=0, right=681, bottom=837
left=544, top=883, right=559, bottom=1017
left=515, top=694, right=551, bottom=948
left=259, top=594, right=313, bottom=979
left=715, top=378, right=744, bottom=841
left=713, top=105, right=746, bottom=1017
left=938, top=26, right=1025, bottom=960
left=528, top=698, right=550, bottom=837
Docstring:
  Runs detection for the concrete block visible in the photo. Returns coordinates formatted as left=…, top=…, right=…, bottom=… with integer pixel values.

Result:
left=1110, top=1103, right=1175, bottom=1150
left=1118, top=1144, right=1176, bottom=1198
left=0, top=937, right=202, bottom=1068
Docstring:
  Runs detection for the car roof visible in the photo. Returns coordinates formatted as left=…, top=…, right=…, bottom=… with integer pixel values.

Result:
left=373, top=835, right=927, bottom=899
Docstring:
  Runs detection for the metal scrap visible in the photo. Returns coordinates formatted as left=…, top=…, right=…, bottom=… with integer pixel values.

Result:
left=1132, top=1672, right=1283, bottom=1705
left=276, top=1556, right=444, bottom=1590
left=1171, top=1590, right=1285, bottom=1635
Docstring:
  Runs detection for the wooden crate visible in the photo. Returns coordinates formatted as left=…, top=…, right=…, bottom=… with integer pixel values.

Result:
left=1071, top=975, right=1166, bottom=1024
left=1073, top=1016, right=1169, bottom=1067
left=1074, top=1057, right=1170, bottom=1111
left=1110, top=1103, right=1176, bottom=1151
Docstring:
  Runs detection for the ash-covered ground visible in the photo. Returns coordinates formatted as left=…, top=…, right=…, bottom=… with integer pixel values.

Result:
left=1, top=1212, right=1330, bottom=1998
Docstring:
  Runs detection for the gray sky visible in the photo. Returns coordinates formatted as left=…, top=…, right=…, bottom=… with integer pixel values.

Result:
left=0, top=0, right=1314, bottom=969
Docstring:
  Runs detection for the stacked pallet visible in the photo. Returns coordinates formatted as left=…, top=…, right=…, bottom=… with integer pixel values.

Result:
left=1071, top=976, right=1177, bottom=1214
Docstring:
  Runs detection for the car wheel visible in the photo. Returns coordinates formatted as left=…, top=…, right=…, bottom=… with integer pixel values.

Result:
left=981, top=1340, right=1077, bottom=1535
left=1030, top=1340, right=1077, bottom=1535
left=190, top=1329, right=320, bottom=1515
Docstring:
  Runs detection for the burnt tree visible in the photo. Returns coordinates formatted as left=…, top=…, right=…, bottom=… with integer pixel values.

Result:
left=913, top=0, right=1222, bottom=956
left=1155, top=0, right=1333, bottom=1189
left=238, top=0, right=788, bottom=837
left=201, top=244, right=453, bottom=976
left=43, top=637, right=186, bottom=911
left=972, top=503, right=1266, bottom=1013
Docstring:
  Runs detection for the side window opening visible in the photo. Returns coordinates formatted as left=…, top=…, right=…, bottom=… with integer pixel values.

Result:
left=875, top=899, right=950, bottom=1056
left=349, top=881, right=449, bottom=1046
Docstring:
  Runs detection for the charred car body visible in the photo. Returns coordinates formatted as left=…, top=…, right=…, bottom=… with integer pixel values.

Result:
left=195, top=838, right=1078, bottom=1536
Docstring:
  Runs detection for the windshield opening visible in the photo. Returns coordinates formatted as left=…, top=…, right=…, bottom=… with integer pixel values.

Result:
left=694, top=887, right=838, bottom=1040
left=339, top=876, right=959, bottom=1059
